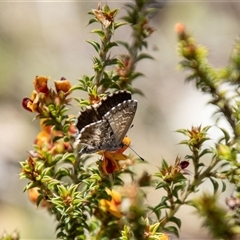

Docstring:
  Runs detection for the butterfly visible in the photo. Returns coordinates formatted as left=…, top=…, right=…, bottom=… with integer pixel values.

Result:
left=75, top=91, right=137, bottom=154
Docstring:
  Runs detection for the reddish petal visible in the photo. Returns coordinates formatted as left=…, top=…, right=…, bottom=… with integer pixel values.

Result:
left=179, top=160, right=189, bottom=169
left=33, top=75, right=49, bottom=94
left=22, top=98, right=33, bottom=112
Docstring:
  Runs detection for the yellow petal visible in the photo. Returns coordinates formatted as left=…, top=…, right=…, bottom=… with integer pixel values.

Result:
left=105, top=200, right=122, bottom=218
left=111, top=189, right=122, bottom=204
left=112, top=153, right=128, bottom=161
left=35, top=130, right=51, bottom=146
left=159, top=233, right=169, bottom=240
left=104, top=151, right=128, bottom=161
left=105, top=188, right=111, bottom=195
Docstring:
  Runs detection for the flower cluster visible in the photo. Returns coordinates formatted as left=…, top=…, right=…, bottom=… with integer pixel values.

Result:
left=22, top=75, right=76, bottom=157
left=35, top=118, right=76, bottom=155
left=22, top=76, right=71, bottom=114
left=20, top=76, right=76, bottom=204
left=157, top=157, right=190, bottom=183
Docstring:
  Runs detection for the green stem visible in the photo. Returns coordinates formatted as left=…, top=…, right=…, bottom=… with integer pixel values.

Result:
left=161, top=152, right=219, bottom=228
left=95, top=26, right=113, bottom=93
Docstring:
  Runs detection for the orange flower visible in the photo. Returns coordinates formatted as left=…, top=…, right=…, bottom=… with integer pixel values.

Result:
left=22, top=76, right=49, bottom=112
left=35, top=130, right=51, bottom=146
left=54, top=77, right=72, bottom=93
left=33, top=75, right=49, bottom=94
left=35, top=128, right=67, bottom=155
left=35, top=128, right=64, bottom=155
left=100, top=151, right=128, bottom=174
left=99, top=136, right=131, bottom=174
left=22, top=90, right=40, bottom=112
left=34, top=119, right=52, bottom=146
left=99, top=188, right=122, bottom=218
left=35, top=118, right=74, bottom=154
left=28, top=187, right=48, bottom=207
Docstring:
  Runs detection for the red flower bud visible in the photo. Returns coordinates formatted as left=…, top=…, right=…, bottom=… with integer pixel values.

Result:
left=179, top=160, right=189, bottom=170
left=22, top=98, right=33, bottom=112
left=22, top=91, right=40, bottom=112
left=33, top=75, right=49, bottom=94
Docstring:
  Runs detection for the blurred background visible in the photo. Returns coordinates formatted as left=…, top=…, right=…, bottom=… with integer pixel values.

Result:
left=0, top=0, right=240, bottom=239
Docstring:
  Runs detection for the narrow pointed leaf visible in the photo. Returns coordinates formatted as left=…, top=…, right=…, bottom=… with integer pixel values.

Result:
left=86, top=40, right=100, bottom=53
left=136, top=53, right=154, bottom=62
left=169, top=216, right=182, bottom=228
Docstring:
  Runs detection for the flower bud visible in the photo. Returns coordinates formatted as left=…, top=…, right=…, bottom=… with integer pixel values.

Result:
left=99, top=188, right=122, bottom=218
left=28, top=187, right=48, bottom=207
left=22, top=91, right=40, bottom=112
left=54, top=77, right=72, bottom=93
left=22, top=97, right=33, bottom=112
left=33, top=75, right=49, bottom=94
left=175, top=23, right=188, bottom=41
left=34, top=130, right=51, bottom=146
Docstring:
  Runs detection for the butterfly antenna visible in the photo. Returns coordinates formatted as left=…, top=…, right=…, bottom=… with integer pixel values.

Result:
left=128, top=146, right=145, bottom=161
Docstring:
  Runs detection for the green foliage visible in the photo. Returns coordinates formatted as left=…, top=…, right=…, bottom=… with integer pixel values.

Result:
left=15, top=2, right=240, bottom=240
left=76, top=1, right=155, bottom=99
left=176, top=23, right=240, bottom=239
left=19, top=2, right=162, bottom=240
left=191, top=193, right=238, bottom=239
